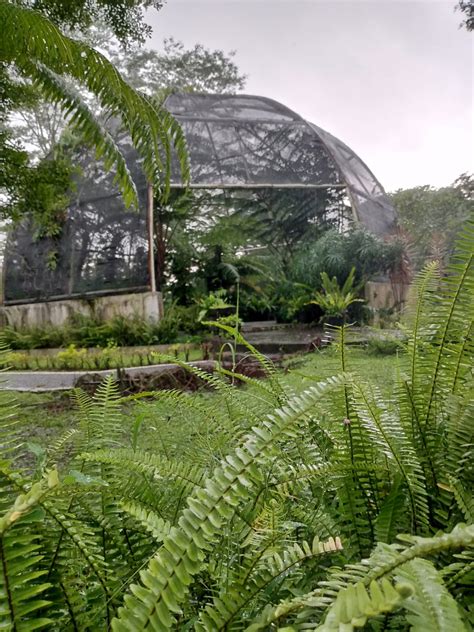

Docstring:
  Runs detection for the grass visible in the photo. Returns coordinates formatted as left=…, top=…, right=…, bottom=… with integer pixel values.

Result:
left=284, top=347, right=405, bottom=395
left=8, top=348, right=404, bottom=455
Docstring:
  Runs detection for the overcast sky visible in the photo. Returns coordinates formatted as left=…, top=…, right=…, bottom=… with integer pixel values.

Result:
left=146, top=0, right=473, bottom=192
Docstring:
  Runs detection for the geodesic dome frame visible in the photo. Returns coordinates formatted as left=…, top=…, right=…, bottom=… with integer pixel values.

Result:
left=3, top=93, right=396, bottom=305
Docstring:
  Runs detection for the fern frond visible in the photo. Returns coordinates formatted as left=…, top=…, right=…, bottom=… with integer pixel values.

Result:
left=111, top=376, right=342, bottom=631
left=204, top=321, right=284, bottom=399
left=0, top=473, right=59, bottom=630
left=395, top=557, right=468, bottom=631
left=349, top=378, right=430, bottom=534
left=247, top=523, right=474, bottom=629
left=83, top=448, right=205, bottom=492
left=121, top=500, right=172, bottom=543
left=197, top=537, right=343, bottom=631
left=315, top=576, right=411, bottom=631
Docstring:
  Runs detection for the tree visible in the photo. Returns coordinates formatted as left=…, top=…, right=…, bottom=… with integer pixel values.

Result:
left=390, top=174, right=473, bottom=270
left=8, top=31, right=246, bottom=163
left=16, top=0, right=165, bottom=45
left=106, top=36, right=246, bottom=97
left=457, top=1, right=474, bottom=30
left=0, top=2, right=188, bottom=222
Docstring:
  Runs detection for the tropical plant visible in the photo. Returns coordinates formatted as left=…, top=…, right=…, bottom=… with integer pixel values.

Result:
left=0, top=1, right=189, bottom=219
left=0, top=219, right=472, bottom=629
left=197, top=289, right=234, bottom=322
left=308, top=266, right=364, bottom=321
left=291, top=229, right=405, bottom=288
left=390, top=174, right=473, bottom=271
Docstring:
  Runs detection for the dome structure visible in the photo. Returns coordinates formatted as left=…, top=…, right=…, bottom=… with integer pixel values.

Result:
left=164, top=93, right=396, bottom=236
left=3, top=93, right=396, bottom=307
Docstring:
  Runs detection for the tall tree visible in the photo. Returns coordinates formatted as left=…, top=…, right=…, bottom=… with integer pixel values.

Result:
left=6, top=28, right=246, bottom=163
left=15, top=0, right=164, bottom=45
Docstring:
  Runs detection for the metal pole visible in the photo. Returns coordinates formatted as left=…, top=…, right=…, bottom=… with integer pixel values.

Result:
left=147, top=183, right=157, bottom=294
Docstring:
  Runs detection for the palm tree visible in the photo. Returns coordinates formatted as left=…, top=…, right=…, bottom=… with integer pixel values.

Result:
left=0, top=1, right=189, bottom=210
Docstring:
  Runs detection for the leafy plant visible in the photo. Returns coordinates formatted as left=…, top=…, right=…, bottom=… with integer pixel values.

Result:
left=2, top=312, right=187, bottom=351
left=308, top=266, right=364, bottom=321
left=197, top=289, right=234, bottom=322
left=366, top=332, right=404, bottom=356
left=0, top=219, right=472, bottom=630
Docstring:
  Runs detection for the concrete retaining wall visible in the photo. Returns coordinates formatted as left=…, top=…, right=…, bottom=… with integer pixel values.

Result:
left=365, top=281, right=408, bottom=311
left=0, top=291, right=163, bottom=328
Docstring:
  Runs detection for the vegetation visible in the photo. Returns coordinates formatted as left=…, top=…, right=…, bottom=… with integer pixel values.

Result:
left=0, top=220, right=472, bottom=629
left=390, top=174, right=473, bottom=271
left=4, top=342, right=206, bottom=372
left=307, top=267, right=363, bottom=323
left=1, top=1, right=188, bottom=222
left=163, top=225, right=405, bottom=324
left=1, top=310, right=203, bottom=351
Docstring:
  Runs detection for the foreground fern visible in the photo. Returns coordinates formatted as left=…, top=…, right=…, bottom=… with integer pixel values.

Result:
left=0, top=221, right=472, bottom=630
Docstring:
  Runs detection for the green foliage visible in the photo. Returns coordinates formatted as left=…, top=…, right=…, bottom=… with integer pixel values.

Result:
left=4, top=342, right=206, bottom=372
left=11, top=153, right=77, bottom=239
left=2, top=313, right=185, bottom=351
left=390, top=175, right=473, bottom=270
left=366, top=332, right=404, bottom=356
left=0, top=220, right=472, bottom=629
left=308, top=267, right=363, bottom=321
left=197, top=289, right=234, bottom=322
left=1, top=1, right=189, bottom=220
left=290, top=229, right=404, bottom=288
left=107, top=36, right=246, bottom=96
left=21, top=0, right=164, bottom=46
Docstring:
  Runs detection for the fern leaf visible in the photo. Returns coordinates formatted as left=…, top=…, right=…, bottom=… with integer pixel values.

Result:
left=395, top=557, right=468, bottom=631
left=111, top=376, right=342, bottom=631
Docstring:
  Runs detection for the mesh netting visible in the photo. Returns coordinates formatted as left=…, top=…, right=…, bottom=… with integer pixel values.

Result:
left=4, top=140, right=150, bottom=304
left=3, top=93, right=396, bottom=305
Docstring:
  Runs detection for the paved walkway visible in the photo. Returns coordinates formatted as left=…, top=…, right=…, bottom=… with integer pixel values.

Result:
left=1, top=361, right=217, bottom=392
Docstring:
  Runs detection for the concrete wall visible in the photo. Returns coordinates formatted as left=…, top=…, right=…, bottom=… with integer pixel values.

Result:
left=0, top=291, right=163, bottom=329
left=365, top=281, right=408, bottom=311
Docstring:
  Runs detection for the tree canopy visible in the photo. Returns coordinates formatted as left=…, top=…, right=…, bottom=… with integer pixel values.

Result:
left=457, top=0, right=474, bottom=30
left=16, top=0, right=164, bottom=44
left=390, top=173, right=473, bottom=270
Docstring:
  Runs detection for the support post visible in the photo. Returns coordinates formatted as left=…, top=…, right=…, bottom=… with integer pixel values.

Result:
left=147, top=183, right=157, bottom=294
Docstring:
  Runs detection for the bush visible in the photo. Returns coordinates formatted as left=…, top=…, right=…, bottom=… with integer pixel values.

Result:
left=2, top=311, right=189, bottom=351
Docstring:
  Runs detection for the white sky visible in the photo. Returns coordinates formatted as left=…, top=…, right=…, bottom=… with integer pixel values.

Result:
left=146, top=0, right=473, bottom=191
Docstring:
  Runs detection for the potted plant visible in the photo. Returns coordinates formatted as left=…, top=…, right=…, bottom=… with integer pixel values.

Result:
left=307, top=267, right=363, bottom=325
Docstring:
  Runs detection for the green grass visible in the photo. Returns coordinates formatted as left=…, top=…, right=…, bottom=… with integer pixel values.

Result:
left=10, top=348, right=405, bottom=453
left=283, top=347, right=406, bottom=396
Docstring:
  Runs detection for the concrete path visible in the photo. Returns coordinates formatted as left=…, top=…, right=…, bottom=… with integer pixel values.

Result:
left=1, top=361, right=217, bottom=392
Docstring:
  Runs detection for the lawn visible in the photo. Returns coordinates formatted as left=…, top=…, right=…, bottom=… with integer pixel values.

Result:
left=9, top=347, right=404, bottom=453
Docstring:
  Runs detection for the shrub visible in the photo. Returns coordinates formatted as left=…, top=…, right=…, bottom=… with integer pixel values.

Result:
left=2, top=311, right=187, bottom=351
left=366, top=333, right=404, bottom=355
left=55, top=344, right=87, bottom=369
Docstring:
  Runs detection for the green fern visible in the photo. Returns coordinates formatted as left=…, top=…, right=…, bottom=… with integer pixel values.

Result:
left=0, top=220, right=472, bottom=629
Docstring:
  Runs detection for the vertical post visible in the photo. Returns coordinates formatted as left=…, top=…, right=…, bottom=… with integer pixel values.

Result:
left=147, top=183, right=157, bottom=294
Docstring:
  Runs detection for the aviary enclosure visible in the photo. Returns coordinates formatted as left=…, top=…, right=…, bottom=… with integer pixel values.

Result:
left=2, top=93, right=398, bottom=322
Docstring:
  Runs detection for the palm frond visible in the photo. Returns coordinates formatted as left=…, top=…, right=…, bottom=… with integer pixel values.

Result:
left=1, top=2, right=189, bottom=206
